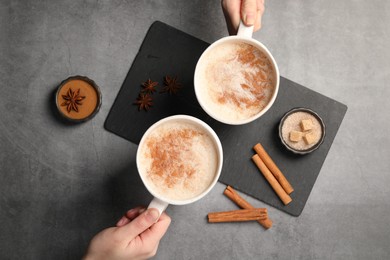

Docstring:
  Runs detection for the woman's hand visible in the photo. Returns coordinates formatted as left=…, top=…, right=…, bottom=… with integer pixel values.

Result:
left=221, top=0, right=265, bottom=35
left=83, top=207, right=171, bottom=260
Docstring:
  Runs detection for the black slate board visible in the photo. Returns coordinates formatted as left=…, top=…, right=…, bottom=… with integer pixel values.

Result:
left=105, top=21, right=348, bottom=216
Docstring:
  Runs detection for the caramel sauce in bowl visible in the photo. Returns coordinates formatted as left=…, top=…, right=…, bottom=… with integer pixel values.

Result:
left=55, top=76, right=102, bottom=123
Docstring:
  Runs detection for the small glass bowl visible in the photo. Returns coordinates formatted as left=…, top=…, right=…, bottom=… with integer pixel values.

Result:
left=55, top=75, right=102, bottom=123
left=279, top=107, right=326, bottom=155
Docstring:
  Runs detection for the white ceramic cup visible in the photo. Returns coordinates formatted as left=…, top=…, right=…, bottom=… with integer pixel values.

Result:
left=136, top=115, right=223, bottom=216
left=194, top=22, right=280, bottom=125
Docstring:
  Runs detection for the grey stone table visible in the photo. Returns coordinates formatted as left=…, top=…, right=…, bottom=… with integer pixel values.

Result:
left=1, top=1, right=389, bottom=259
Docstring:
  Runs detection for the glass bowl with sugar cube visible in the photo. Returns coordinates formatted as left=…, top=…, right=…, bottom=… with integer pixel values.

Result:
left=279, top=107, right=326, bottom=155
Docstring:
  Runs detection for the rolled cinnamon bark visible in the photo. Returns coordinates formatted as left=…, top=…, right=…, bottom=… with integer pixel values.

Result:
left=253, top=143, right=294, bottom=194
left=252, top=154, right=292, bottom=205
left=224, top=186, right=273, bottom=229
left=208, top=209, right=267, bottom=223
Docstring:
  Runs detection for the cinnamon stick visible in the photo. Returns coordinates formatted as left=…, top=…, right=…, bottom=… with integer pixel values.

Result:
left=252, top=154, right=292, bottom=205
left=224, top=186, right=273, bottom=229
left=208, top=209, right=267, bottom=223
left=253, top=143, right=294, bottom=194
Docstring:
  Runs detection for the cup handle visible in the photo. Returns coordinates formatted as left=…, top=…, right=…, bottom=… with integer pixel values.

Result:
left=147, top=197, right=169, bottom=217
left=237, top=20, right=254, bottom=38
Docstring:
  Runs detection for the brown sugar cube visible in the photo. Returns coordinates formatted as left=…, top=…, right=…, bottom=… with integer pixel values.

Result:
left=300, top=119, right=313, bottom=131
left=289, top=130, right=303, bottom=142
left=303, top=131, right=316, bottom=145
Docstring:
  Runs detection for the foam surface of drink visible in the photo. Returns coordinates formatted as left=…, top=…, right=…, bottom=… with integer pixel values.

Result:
left=197, top=41, right=276, bottom=122
left=138, top=121, right=218, bottom=201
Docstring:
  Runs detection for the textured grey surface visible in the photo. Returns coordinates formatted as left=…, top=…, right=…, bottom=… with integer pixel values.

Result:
left=0, top=0, right=389, bottom=259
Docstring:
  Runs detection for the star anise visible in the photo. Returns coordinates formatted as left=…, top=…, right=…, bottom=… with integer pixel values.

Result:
left=134, top=93, right=153, bottom=111
left=141, top=79, right=158, bottom=94
left=61, top=88, right=86, bottom=113
left=161, top=75, right=181, bottom=95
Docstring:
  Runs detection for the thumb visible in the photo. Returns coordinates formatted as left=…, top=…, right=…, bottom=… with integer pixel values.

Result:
left=116, top=208, right=160, bottom=241
left=241, top=0, right=257, bottom=26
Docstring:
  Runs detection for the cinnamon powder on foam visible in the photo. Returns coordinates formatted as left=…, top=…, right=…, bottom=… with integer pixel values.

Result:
left=204, top=42, right=275, bottom=118
left=140, top=122, right=218, bottom=201
left=146, top=128, right=199, bottom=188
left=220, top=44, right=273, bottom=108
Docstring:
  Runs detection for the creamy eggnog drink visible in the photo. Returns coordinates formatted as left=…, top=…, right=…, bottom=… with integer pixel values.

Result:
left=137, top=120, right=219, bottom=201
left=195, top=41, right=277, bottom=124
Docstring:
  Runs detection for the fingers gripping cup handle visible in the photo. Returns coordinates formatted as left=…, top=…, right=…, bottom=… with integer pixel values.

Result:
left=147, top=197, right=169, bottom=217
left=237, top=20, right=254, bottom=38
